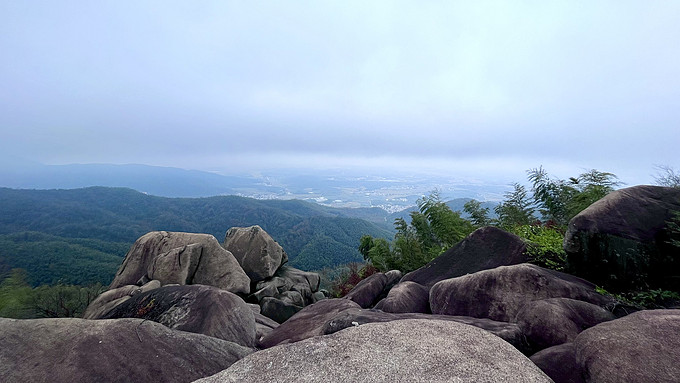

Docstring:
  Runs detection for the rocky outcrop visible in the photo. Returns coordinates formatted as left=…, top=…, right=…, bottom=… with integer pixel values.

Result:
left=564, top=185, right=680, bottom=291
left=250, top=265, right=322, bottom=322
left=109, top=231, right=250, bottom=294
left=223, top=225, right=288, bottom=282
left=430, top=263, right=613, bottom=322
left=343, top=272, right=387, bottom=308
left=322, top=308, right=529, bottom=353
left=402, top=226, right=529, bottom=288
left=573, top=309, right=680, bottom=383
left=82, top=279, right=160, bottom=319
left=258, top=298, right=361, bottom=349
left=195, top=319, right=552, bottom=383
left=515, top=298, right=615, bottom=352
left=0, top=317, right=253, bottom=383
left=374, top=281, right=430, bottom=313
left=96, top=285, right=257, bottom=348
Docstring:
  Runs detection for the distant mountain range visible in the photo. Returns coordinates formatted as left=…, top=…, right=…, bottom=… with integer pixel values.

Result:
left=0, top=162, right=510, bottom=211
left=0, top=187, right=394, bottom=286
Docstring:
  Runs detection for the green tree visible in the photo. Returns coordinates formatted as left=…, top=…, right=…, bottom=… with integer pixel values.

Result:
left=463, top=199, right=491, bottom=227
left=654, top=165, right=680, bottom=188
left=527, top=167, right=619, bottom=226
left=494, top=183, right=536, bottom=229
left=0, top=269, right=35, bottom=318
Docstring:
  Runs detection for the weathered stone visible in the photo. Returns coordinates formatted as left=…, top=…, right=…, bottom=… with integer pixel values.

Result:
left=516, top=298, right=615, bottom=352
left=255, top=266, right=321, bottom=306
left=384, top=269, right=403, bottom=286
left=564, top=185, right=680, bottom=291
left=0, top=318, right=253, bottom=383
left=402, top=226, right=529, bottom=287
left=311, top=291, right=326, bottom=303
left=195, top=319, right=552, bottom=383
left=430, top=263, right=613, bottom=322
left=223, top=225, right=288, bottom=282
left=258, top=298, right=360, bottom=348
left=260, top=297, right=302, bottom=324
left=250, top=284, right=278, bottom=303
left=253, top=312, right=279, bottom=344
left=278, top=290, right=304, bottom=307
left=96, top=284, right=257, bottom=348
left=375, top=281, right=430, bottom=314
left=343, top=272, right=387, bottom=308
left=323, top=308, right=529, bottom=353
left=530, top=343, right=584, bottom=383
left=82, top=280, right=160, bottom=319
left=574, top=309, right=680, bottom=383
left=109, top=231, right=250, bottom=295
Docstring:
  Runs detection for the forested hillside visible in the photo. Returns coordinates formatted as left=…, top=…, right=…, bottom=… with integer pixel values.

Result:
left=0, top=187, right=393, bottom=285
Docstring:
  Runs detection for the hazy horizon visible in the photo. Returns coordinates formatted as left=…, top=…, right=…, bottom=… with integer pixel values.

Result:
left=2, top=2, right=678, bottom=187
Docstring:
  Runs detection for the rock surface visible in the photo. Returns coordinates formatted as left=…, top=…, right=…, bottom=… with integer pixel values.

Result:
left=0, top=317, right=253, bottom=383
left=530, top=343, right=583, bottom=383
left=82, top=279, right=160, bottom=319
left=97, top=285, right=257, bottom=348
left=574, top=309, right=680, bottom=383
left=259, top=296, right=302, bottom=324
left=223, top=225, right=288, bottom=282
left=430, top=263, right=613, bottom=322
left=343, top=272, right=387, bottom=308
left=402, top=226, right=529, bottom=288
left=258, top=298, right=360, bottom=349
left=374, top=281, right=430, bottom=313
left=564, top=185, right=680, bottom=291
left=109, top=231, right=250, bottom=294
left=322, top=308, right=529, bottom=353
left=516, top=298, right=615, bottom=352
left=194, top=319, right=552, bottom=383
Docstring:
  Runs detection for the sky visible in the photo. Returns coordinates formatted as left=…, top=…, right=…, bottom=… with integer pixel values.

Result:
left=1, top=1, right=678, bottom=185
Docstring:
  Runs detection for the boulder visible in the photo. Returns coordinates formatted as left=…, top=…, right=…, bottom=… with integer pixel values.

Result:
left=574, top=309, right=680, bottom=383
left=530, top=343, right=583, bottom=383
left=82, top=279, right=160, bottom=319
left=0, top=318, right=253, bottom=383
left=343, top=272, right=387, bottom=308
left=253, top=313, right=279, bottom=344
left=402, top=226, right=528, bottom=288
left=564, top=185, right=680, bottom=291
left=194, top=319, right=552, bottom=383
left=258, top=298, right=360, bottom=349
left=516, top=298, right=615, bottom=352
left=259, top=297, right=302, bottom=324
left=97, top=285, right=257, bottom=348
left=374, top=281, right=430, bottom=313
left=223, top=225, right=288, bottom=282
left=430, top=263, right=613, bottom=322
left=109, top=231, right=250, bottom=295
left=322, top=308, right=529, bottom=353
left=254, top=265, right=320, bottom=306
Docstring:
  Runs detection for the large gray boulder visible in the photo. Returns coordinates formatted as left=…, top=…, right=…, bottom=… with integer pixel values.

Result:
left=402, top=226, right=529, bottom=288
left=109, top=231, right=250, bottom=294
left=374, top=281, right=430, bottom=313
left=258, top=298, right=360, bottom=349
left=194, top=319, right=552, bottom=383
left=223, top=225, right=288, bottom=282
left=82, top=279, right=160, bottom=319
left=516, top=298, right=615, bottom=352
left=564, top=185, right=680, bottom=291
left=0, top=318, right=253, bottom=383
left=530, top=343, right=583, bottom=383
left=322, top=308, right=529, bottom=353
left=430, top=263, right=613, bottom=322
left=97, top=285, right=257, bottom=348
left=252, top=265, right=322, bottom=322
left=574, top=309, right=680, bottom=383
left=343, top=272, right=387, bottom=308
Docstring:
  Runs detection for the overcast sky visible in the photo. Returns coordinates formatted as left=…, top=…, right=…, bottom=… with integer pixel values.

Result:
left=1, top=1, right=678, bottom=185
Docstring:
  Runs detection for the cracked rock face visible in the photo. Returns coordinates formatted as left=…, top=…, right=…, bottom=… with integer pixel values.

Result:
left=223, top=225, right=288, bottom=283
left=97, top=284, right=257, bottom=348
left=109, top=231, right=250, bottom=295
